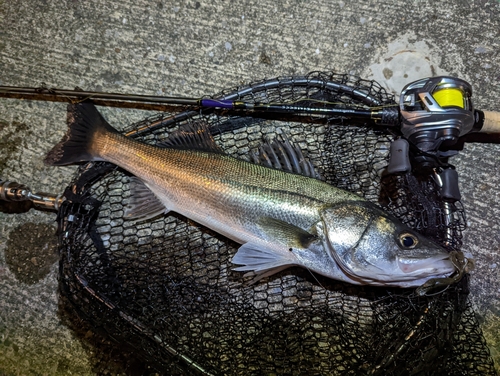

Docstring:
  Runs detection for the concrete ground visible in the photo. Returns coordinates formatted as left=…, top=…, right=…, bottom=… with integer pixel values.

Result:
left=0, top=0, right=499, bottom=374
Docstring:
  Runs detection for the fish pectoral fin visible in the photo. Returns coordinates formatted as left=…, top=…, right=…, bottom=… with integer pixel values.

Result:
left=124, top=177, right=168, bottom=220
left=258, top=217, right=318, bottom=249
left=232, top=242, right=297, bottom=281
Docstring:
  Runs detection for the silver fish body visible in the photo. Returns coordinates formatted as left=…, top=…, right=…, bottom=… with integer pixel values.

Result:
left=45, top=103, right=456, bottom=287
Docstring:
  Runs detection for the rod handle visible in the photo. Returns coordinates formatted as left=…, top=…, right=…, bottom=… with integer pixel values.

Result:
left=480, top=111, right=500, bottom=133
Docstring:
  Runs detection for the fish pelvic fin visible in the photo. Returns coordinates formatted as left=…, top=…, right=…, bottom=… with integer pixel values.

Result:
left=232, top=242, right=298, bottom=281
left=44, top=102, right=118, bottom=166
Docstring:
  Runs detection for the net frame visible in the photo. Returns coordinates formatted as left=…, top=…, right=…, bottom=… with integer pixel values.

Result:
left=55, top=71, right=495, bottom=375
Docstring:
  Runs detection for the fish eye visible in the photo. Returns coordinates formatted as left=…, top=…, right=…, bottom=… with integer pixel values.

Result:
left=399, top=233, right=419, bottom=249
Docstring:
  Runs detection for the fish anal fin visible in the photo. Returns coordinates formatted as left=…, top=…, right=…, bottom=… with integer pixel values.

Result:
left=258, top=217, right=318, bottom=249
left=124, top=177, right=168, bottom=220
left=157, top=121, right=222, bottom=153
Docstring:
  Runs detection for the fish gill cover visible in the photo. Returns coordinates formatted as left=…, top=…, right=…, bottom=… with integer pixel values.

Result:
left=55, top=72, right=495, bottom=375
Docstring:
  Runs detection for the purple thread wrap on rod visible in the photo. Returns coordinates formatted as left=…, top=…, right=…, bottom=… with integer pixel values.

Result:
left=200, top=98, right=234, bottom=109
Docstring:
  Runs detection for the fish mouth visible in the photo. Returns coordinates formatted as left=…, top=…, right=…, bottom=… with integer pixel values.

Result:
left=397, top=253, right=455, bottom=275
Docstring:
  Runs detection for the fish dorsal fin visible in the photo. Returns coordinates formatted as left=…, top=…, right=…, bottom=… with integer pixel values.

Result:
left=124, top=177, right=169, bottom=220
left=251, top=134, right=321, bottom=179
left=158, top=121, right=222, bottom=153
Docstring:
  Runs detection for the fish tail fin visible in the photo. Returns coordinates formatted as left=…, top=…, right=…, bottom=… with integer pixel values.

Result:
left=44, top=102, right=118, bottom=166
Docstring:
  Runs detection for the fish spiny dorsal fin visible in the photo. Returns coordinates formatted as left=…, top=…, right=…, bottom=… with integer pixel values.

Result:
left=157, top=121, right=222, bottom=153
left=251, top=134, right=321, bottom=179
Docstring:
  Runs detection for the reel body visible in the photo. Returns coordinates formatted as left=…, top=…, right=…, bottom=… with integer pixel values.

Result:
left=399, top=76, right=476, bottom=153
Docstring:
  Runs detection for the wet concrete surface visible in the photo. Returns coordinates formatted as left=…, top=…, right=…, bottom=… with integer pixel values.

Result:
left=5, top=223, right=59, bottom=284
left=0, top=0, right=499, bottom=374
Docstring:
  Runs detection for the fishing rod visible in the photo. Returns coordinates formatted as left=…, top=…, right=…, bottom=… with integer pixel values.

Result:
left=0, top=84, right=398, bottom=123
left=1, top=76, right=499, bottom=137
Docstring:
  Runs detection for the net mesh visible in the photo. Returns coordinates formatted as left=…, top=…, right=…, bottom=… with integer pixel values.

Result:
left=56, top=72, right=495, bottom=375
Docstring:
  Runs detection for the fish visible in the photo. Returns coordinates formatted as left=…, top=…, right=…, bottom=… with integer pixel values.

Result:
left=44, top=102, right=456, bottom=288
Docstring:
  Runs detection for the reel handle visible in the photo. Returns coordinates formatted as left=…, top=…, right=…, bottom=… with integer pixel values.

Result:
left=479, top=111, right=500, bottom=133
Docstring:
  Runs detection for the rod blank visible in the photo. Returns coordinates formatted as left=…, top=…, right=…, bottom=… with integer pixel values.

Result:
left=0, top=86, right=202, bottom=112
left=0, top=85, right=384, bottom=122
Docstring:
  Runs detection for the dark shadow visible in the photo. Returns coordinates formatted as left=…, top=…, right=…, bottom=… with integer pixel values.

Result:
left=57, top=293, right=156, bottom=376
